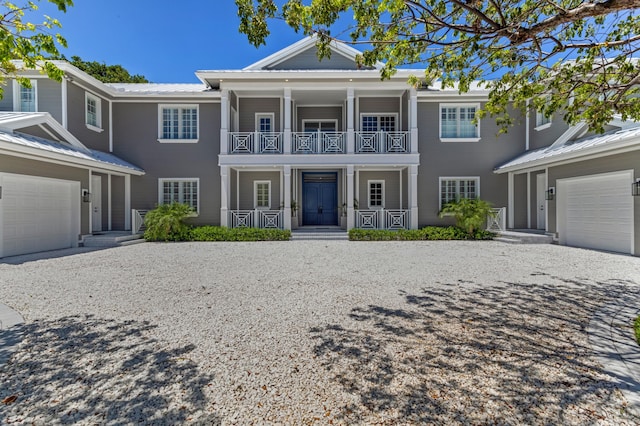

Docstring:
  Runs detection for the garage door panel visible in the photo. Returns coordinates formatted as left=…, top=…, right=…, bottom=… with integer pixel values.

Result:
left=1, top=174, right=79, bottom=258
left=560, top=172, right=633, bottom=254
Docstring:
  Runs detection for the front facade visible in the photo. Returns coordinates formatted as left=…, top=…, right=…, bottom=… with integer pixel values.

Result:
left=0, top=36, right=639, bottom=257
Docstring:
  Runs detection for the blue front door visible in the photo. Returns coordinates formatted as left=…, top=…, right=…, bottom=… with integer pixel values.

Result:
left=303, top=174, right=338, bottom=226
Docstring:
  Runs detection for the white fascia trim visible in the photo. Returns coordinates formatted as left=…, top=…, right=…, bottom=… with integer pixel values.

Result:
left=218, top=153, right=420, bottom=167
left=548, top=122, right=588, bottom=149
left=0, top=142, right=145, bottom=176
left=494, top=137, right=640, bottom=174
left=0, top=112, right=90, bottom=153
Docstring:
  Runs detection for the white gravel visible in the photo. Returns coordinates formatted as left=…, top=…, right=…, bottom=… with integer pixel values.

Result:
left=0, top=240, right=639, bottom=424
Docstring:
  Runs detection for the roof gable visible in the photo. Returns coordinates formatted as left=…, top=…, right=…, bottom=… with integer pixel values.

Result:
left=0, top=112, right=88, bottom=152
left=244, top=36, right=381, bottom=71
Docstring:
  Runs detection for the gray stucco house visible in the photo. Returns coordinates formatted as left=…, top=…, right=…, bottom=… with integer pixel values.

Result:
left=1, top=36, right=639, bottom=257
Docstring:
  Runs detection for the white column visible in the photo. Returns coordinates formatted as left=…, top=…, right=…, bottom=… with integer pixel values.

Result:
left=283, top=88, right=291, bottom=154
left=220, top=166, right=230, bottom=227
left=108, top=174, right=112, bottom=231
left=347, top=88, right=355, bottom=154
left=61, top=77, right=68, bottom=129
left=347, top=165, right=354, bottom=229
left=409, top=165, right=418, bottom=229
left=410, top=88, right=418, bottom=153
left=220, top=89, right=229, bottom=155
left=508, top=172, right=514, bottom=229
left=108, top=100, right=113, bottom=152
left=124, top=174, right=131, bottom=230
left=284, top=165, right=291, bottom=230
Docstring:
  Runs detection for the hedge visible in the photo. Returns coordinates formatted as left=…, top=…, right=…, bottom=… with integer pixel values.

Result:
left=348, top=226, right=494, bottom=241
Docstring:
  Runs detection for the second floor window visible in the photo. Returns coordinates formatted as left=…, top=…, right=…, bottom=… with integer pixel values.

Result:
left=536, top=111, right=552, bottom=128
left=361, top=114, right=396, bottom=132
left=85, top=92, right=102, bottom=130
left=440, top=104, right=479, bottom=141
left=159, top=105, right=198, bottom=142
left=255, top=113, right=273, bottom=132
left=14, top=80, right=37, bottom=112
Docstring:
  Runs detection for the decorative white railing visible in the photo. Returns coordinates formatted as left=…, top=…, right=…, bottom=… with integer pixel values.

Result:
left=355, top=131, right=409, bottom=153
left=229, top=209, right=284, bottom=229
left=228, top=132, right=283, bottom=154
left=487, top=207, right=506, bottom=231
left=356, top=209, right=410, bottom=229
left=131, top=209, right=148, bottom=235
left=292, top=132, right=346, bottom=154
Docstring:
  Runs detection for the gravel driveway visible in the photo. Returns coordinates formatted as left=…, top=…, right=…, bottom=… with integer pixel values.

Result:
left=0, top=240, right=639, bottom=424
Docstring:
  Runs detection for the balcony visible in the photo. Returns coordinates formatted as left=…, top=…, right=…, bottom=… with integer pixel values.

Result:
left=227, top=131, right=410, bottom=155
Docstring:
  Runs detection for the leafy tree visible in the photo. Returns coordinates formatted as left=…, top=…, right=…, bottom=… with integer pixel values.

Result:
left=143, top=203, right=193, bottom=242
left=0, top=0, right=73, bottom=94
left=236, top=1, right=640, bottom=133
left=65, top=55, right=148, bottom=83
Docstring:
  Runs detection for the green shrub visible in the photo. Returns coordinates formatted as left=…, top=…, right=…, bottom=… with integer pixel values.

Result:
left=634, top=315, right=640, bottom=346
left=190, top=226, right=291, bottom=241
left=439, top=198, right=494, bottom=237
left=143, top=203, right=194, bottom=241
left=349, top=226, right=494, bottom=241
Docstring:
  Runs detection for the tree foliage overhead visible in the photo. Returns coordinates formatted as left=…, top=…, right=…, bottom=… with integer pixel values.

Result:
left=0, top=0, right=73, bottom=93
left=236, top=0, right=640, bottom=132
left=65, top=56, right=148, bottom=83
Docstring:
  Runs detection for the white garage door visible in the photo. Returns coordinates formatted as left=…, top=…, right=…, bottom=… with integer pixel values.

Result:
left=558, top=171, right=634, bottom=254
left=0, top=173, right=80, bottom=258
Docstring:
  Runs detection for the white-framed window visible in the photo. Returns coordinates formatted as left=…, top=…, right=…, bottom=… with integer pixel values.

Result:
left=368, top=180, right=385, bottom=209
left=254, top=180, right=271, bottom=209
left=85, top=92, right=103, bottom=132
left=439, top=104, right=480, bottom=142
left=439, top=177, right=480, bottom=209
left=535, top=110, right=552, bottom=130
left=361, top=114, right=396, bottom=132
left=158, top=178, right=199, bottom=213
left=158, top=104, right=199, bottom=143
left=13, top=79, right=37, bottom=112
left=302, top=119, right=338, bottom=132
left=255, top=113, right=274, bottom=132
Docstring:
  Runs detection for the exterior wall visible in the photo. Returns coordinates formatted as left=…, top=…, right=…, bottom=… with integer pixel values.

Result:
left=112, top=101, right=221, bottom=226
left=513, top=173, right=528, bottom=229
left=530, top=170, right=546, bottom=229
left=231, top=171, right=281, bottom=210
left=358, top=97, right=403, bottom=129
left=0, top=81, right=12, bottom=111
left=529, top=111, right=570, bottom=150
left=111, top=175, right=125, bottom=230
left=38, top=79, right=63, bottom=122
left=17, top=125, right=54, bottom=140
left=416, top=102, right=526, bottom=226
left=238, top=98, right=281, bottom=132
left=0, top=153, right=90, bottom=235
left=66, top=82, right=110, bottom=152
left=296, top=106, right=343, bottom=131
left=357, top=170, right=404, bottom=210
left=269, top=48, right=358, bottom=70
left=546, top=150, right=640, bottom=252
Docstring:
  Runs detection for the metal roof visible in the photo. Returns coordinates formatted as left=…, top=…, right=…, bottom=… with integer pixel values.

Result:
left=106, top=83, right=210, bottom=93
left=496, top=125, right=640, bottom=173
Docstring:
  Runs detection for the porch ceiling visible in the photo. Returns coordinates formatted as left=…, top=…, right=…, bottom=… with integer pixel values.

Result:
left=231, top=88, right=406, bottom=105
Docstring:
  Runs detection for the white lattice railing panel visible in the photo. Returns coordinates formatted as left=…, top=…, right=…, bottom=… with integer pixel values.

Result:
left=320, top=133, right=346, bottom=153
left=131, top=209, right=148, bottom=235
left=229, top=133, right=255, bottom=154
left=356, top=210, right=380, bottom=229
left=230, top=210, right=255, bottom=228
left=487, top=207, right=506, bottom=231
left=259, top=133, right=283, bottom=154
left=355, top=132, right=380, bottom=153
left=292, top=133, right=317, bottom=153
left=385, top=132, right=409, bottom=153
left=259, top=210, right=283, bottom=228
left=385, top=210, right=409, bottom=229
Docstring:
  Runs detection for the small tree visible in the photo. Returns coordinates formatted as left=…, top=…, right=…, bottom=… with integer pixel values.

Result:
left=143, top=203, right=193, bottom=242
left=439, top=198, right=494, bottom=238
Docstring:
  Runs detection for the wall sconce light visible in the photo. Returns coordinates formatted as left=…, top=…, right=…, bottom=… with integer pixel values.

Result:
left=545, top=187, right=555, bottom=201
left=633, top=180, right=640, bottom=196
left=82, top=189, right=91, bottom=203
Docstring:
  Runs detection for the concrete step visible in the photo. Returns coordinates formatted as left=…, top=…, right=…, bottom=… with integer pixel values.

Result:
left=82, top=232, right=144, bottom=247
left=291, top=232, right=349, bottom=241
left=494, top=236, right=523, bottom=244
left=496, top=231, right=554, bottom=244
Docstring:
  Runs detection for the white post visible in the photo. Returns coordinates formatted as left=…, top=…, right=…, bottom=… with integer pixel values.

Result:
left=508, top=172, right=514, bottom=229
left=284, top=165, right=291, bottom=230
left=108, top=100, right=113, bottom=152
left=61, top=77, right=68, bottom=129
left=347, top=165, right=354, bottom=229
left=347, top=88, right=355, bottom=154
left=284, top=88, right=291, bottom=154
left=410, top=88, right=418, bottom=153
left=220, top=166, right=230, bottom=227
left=409, top=165, right=418, bottom=229
left=124, top=174, right=131, bottom=231
left=220, top=89, right=229, bottom=155
left=107, top=174, right=112, bottom=231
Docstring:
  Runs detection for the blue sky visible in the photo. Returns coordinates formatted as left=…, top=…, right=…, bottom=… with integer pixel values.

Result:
left=37, top=1, right=307, bottom=83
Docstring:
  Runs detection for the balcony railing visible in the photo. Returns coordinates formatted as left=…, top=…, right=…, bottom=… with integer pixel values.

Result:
left=229, top=209, right=284, bottom=229
left=355, top=209, right=410, bottom=230
left=292, top=132, right=346, bottom=154
left=227, top=131, right=410, bottom=155
left=229, top=132, right=283, bottom=154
